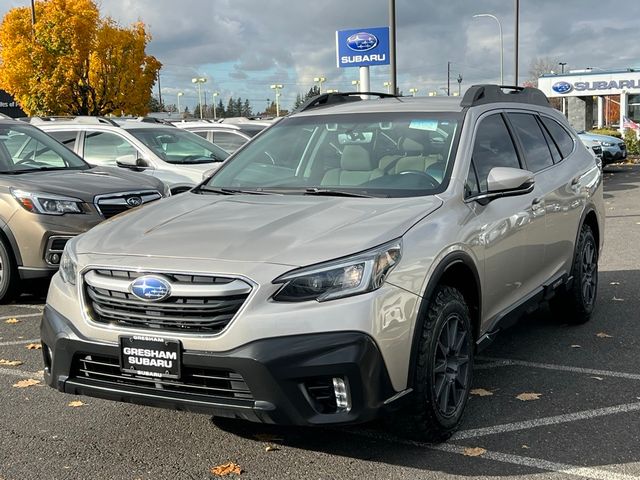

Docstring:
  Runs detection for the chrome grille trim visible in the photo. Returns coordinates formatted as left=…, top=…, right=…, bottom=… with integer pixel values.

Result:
left=82, top=268, right=252, bottom=334
left=94, top=190, right=162, bottom=218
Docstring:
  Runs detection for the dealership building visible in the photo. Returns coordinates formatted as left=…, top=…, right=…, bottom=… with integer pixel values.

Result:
left=538, top=69, right=640, bottom=132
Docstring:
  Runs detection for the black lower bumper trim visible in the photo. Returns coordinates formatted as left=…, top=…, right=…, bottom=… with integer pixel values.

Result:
left=40, top=305, right=396, bottom=426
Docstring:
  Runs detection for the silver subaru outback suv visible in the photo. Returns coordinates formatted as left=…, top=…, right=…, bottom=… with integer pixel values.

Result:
left=42, top=85, right=603, bottom=441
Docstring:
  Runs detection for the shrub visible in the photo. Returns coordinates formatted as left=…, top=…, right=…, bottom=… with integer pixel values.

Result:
left=623, top=129, right=640, bottom=155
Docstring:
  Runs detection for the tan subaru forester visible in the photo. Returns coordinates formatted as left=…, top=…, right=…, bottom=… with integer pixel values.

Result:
left=0, top=118, right=167, bottom=302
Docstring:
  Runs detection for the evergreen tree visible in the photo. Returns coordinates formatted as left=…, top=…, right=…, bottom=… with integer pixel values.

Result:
left=242, top=99, right=252, bottom=117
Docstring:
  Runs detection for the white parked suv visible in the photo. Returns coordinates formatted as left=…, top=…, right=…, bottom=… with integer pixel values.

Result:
left=42, top=86, right=603, bottom=441
left=34, top=117, right=229, bottom=194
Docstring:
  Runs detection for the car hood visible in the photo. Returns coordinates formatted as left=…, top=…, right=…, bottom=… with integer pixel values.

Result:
left=5, top=166, right=163, bottom=201
left=76, top=192, right=442, bottom=267
left=578, top=133, right=622, bottom=144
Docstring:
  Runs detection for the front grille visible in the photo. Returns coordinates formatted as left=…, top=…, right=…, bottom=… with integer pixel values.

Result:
left=95, top=190, right=162, bottom=219
left=83, top=269, right=252, bottom=333
left=592, top=145, right=603, bottom=156
left=73, top=354, right=253, bottom=400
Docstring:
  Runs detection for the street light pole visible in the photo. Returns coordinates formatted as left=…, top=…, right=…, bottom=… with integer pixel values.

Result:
left=447, top=61, right=451, bottom=96
left=559, top=62, right=567, bottom=116
left=30, top=0, right=36, bottom=27
left=383, top=81, right=392, bottom=94
left=389, top=0, right=397, bottom=95
left=473, top=14, right=504, bottom=85
left=191, top=77, right=207, bottom=119
left=177, top=92, right=183, bottom=117
left=270, top=84, right=283, bottom=116
left=212, top=92, right=219, bottom=120
left=514, top=0, right=520, bottom=85
left=313, top=77, right=326, bottom=94
left=457, top=74, right=463, bottom=96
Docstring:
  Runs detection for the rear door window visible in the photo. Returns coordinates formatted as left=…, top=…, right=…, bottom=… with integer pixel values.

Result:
left=508, top=113, right=554, bottom=172
left=83, top=131, right=138, bottom=166
left=212, top=131, right=247, bottom=152
left=47, top=130, right=78, bottom=151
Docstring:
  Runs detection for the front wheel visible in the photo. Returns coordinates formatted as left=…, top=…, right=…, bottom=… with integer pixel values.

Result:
left=393, top=286, right=474, bottom=442
left=0, top=238, right=19, bottom=304
left=551, top=224, right=598, bottom=324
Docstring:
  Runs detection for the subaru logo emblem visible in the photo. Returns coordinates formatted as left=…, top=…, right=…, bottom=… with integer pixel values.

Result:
left=346, top=32, right=378, bottom=52
left=130, top=275, right=171, bottom=302
left=552, top=81, right=572, bottom=94
left=126, top=196, right=142, bottom=207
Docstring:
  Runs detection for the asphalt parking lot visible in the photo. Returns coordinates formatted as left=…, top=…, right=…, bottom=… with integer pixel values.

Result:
left=1, top=163, right=640, bottom=480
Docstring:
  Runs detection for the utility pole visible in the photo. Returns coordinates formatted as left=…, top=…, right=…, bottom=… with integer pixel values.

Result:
left=270, top=84, right=283, bottom=116
left=447, top=61, right=451, bottom=96
left=313, top=77, right=326, bottom=94
left=30, top=0, right=36, bottom=26
left=457, top=73, right=463, bottom=96
left=389, top=0, right=397, bottom=95
left=514, top=0, right=520, bottom=85
left=157, top=73, right=163, bottom=109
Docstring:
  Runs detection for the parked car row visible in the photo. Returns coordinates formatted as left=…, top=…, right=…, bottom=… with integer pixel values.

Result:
left=577, top=131, right=627, bottom=165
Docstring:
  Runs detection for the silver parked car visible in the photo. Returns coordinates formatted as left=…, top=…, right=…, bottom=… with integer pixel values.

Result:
left=577, top=131, right=626, bottom=165
left=42, top=86, right=603, bottom=441
left=33, top=117, right=229, bottom=194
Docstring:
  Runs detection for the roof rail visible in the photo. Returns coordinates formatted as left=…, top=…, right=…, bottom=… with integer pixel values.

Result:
left=294, top=91, right=401, bottom=114
left=23, top=116, right=120, bottom=126
left=460, top=84, right=550, bottom=108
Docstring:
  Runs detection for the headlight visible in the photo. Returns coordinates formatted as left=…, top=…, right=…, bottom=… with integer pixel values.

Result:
left=59, top=239, right=78, bottom=285
left=272, top=240, right=402, bottom=302
left=11, top=189, right=83, bottom=215
left=599, top=141, right=613, bottom=147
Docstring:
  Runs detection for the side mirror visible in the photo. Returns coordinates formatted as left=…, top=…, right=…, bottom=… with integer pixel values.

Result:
left=116, top=153, right=150, bottom=170
left=472, top=167, right=535, bottom=204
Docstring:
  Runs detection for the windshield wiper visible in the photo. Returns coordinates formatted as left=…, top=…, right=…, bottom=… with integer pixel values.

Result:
left=304, top=188, right=375, bottom=198
left=194, top=186, right=271, bottom=195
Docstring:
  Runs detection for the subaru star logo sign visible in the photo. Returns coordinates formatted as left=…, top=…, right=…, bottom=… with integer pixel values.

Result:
left=126, top=196, right=142, bottom=207
left=336, top=27, right=390, bottom=68
left=552, top=81, right=573, bottom=94
left=347, top=32, right=378, bottom=52
left=130, top=275, right=171, bottom=302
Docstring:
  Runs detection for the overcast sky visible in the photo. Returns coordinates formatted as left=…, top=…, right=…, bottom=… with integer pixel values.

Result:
left=1, top=0, right=639, bottom=111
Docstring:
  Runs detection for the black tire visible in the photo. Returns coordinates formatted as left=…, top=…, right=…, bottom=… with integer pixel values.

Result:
left=0, top=238, right=19, bottom=304
left=393, top=286, right=474, bottom=442
left=551, top=224, right=598, bottom=324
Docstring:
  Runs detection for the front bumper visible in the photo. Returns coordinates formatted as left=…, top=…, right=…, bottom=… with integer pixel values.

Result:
left=41, top=306, right=397, bottom=426
left=602, top=145, right=627, bottom=164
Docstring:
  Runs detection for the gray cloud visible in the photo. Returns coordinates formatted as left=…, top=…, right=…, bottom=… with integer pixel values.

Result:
left=1, top=0, right=638, bottom=109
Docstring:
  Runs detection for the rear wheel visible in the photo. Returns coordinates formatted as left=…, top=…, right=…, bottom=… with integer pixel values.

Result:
left=0, top=238, right=19, bottom=304
left=551, top=224, right=598, bottom=324
left=394, top=286, right=474, bottom=442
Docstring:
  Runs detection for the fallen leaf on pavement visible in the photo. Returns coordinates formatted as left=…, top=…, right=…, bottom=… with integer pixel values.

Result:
left=590, top=376, right=604, bottom=381
left=570, top=345, right=581, bottom=348
left=522, top=445, right=530, bottom=449
left=596, top=332, right=613, bottom=338
left=264, top=445, right=279, bottom=452
left=68, top=401, right=85, bottom=407
left=12, top=378, right=40, bottom=388
left=463, top=447, right=486, bottom=457
left=612, top=297, right=624, bottom=302
left=470, top=388, right=493, bottom=397
left=610, top=281, right=620, bottom=285
left=25, top=343, right=42, bottom=350
left=516, top=392, right=542, bottom=401
left=5, top=318, right=20, bottom=324
left=210, top=463, right=243, bottom=476
left=0, top=359, right=23, bottom=366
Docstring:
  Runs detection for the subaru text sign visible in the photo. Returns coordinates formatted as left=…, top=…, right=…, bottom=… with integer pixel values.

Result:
left=336, top=27, right=390, bottom=68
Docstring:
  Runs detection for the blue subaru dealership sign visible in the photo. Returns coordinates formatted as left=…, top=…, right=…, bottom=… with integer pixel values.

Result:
left=336, top=27, right=390, bottom=68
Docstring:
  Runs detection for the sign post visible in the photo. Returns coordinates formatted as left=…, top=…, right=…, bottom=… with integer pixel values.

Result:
left=336, top=27, right=390, bottom=94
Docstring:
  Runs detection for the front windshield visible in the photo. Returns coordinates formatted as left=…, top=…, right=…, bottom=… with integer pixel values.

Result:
left=128, top=128, right=230, bottom=165
left=206, top=112, right=461, bottom=197
left=0, top=123, right=89, bottom=173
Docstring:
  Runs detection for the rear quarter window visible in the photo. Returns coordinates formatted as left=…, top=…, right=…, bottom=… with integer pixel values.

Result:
left=540, top=116, right=575, bottom=159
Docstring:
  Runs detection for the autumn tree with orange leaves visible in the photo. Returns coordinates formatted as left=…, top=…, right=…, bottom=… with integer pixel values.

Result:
left=0, top=0, right=161, bottom=116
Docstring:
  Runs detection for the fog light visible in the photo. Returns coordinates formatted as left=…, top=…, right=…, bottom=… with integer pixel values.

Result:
left=332, top=377, right=351, bottom=412
left=48, top=253, right=60, bottom=264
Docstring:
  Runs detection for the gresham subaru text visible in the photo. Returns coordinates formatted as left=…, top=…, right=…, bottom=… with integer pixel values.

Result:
left=41, top=85, right=603, bottom=442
